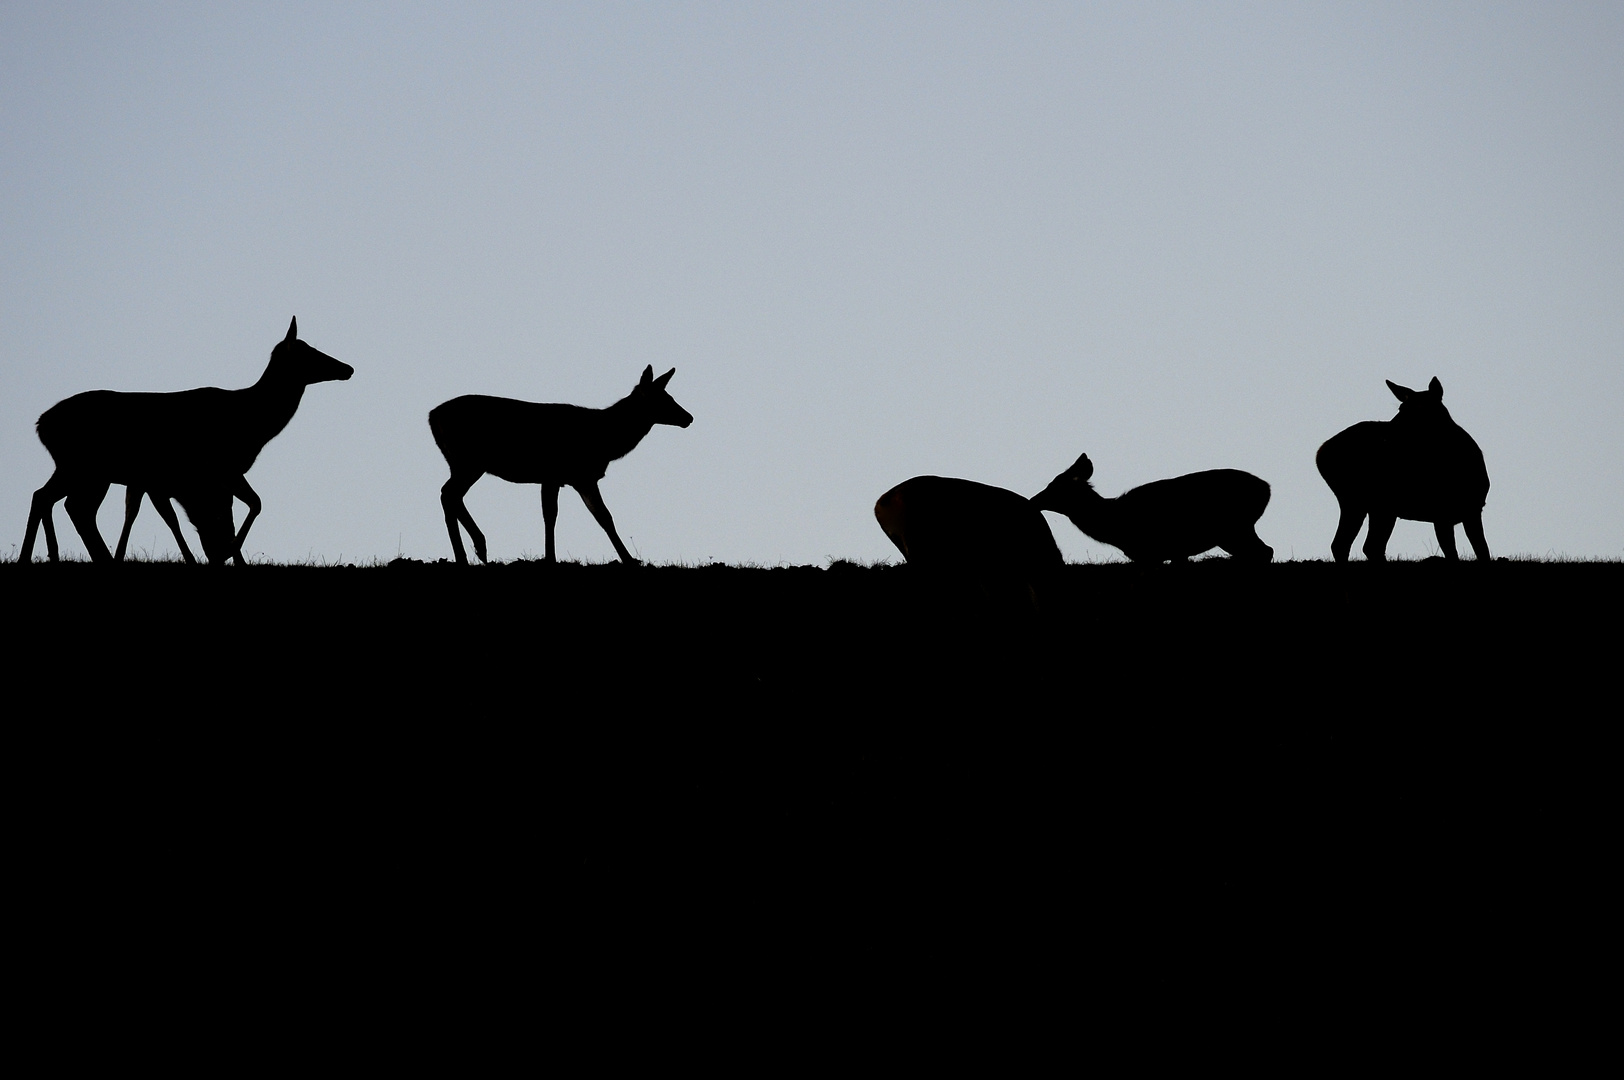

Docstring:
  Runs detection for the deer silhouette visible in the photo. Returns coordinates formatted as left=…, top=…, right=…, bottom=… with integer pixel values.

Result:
left=874, top=476, right=1064, bottom=578
left=1316, top=377, right=1490, bottom=562
left=111, top=476, right=260, bottom=565
left=1030, top=454, right=1273, bottom=563
left=429, top=366, right=693, bottom=565
left=21, top=317, right=353, bottom=564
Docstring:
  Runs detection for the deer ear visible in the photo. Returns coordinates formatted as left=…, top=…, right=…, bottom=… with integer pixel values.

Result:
left=653, top=368, right=675, bottom=390
left=285, top=317, right=298, bottom=342
left=1387, top=380, right=1416, bottom=403
left=1428, top=377, right=1443, bottom=397
left=640, top=365, right=654, bottom=386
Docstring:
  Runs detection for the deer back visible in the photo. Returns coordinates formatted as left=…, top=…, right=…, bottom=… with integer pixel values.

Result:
left=1317, top=385, right=1488, bottom=520
left=1111, top=469, right=1271, bottom=557
left=875, top=476, right=1062, bottom=573
left=37, top=386, right=255, bottom=488
left=430, top=396, right=638, bottom=485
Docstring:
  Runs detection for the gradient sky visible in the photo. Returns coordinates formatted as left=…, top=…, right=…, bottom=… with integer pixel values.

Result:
left=4, top=3, right=1620, bottom=564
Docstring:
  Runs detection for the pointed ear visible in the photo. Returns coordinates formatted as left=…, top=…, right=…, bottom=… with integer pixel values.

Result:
left=1070, top=453, right=1094, bottom=482
left=285, top=317, right=298, bottom=342
left=1428, top=376, right=1443, bottom=397
left=1387, top=380, right=1416, bottom=403
left=653, top=368, right=675, bottom=390
left=640, top=365, right=654, bottom=386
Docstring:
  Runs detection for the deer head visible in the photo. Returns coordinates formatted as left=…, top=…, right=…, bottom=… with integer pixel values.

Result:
left=633, top=365, right=694, bottom=428
left=1386, top=377, right=1451, bottom=426
left=1030, top=452, right=1096, bottom=512
left=265, top=317, right=354, bottom=387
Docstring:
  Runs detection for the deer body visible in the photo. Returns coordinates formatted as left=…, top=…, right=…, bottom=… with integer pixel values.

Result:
left=429, top=366, right=693, bottom=565
left=874, top=476, right=1062, bottom=575
left=1031, top=454, right=1272, bottom=563
left=1316, top=377, right=1489, bottom=562
left=21, top=318, right=353, bottom=564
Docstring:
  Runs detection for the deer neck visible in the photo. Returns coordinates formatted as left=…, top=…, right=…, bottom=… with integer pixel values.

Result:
left=599, top=396, right=656, bottom=460
left=1064, top=487, right=1123, bottom=546
left=238, top=374, right=309, bottom=455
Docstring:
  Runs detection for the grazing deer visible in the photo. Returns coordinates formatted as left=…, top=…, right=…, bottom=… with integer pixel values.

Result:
left=429, top=366, right=694, bottom=565
left=1030, top=454, right=1273, bottom=563
left=112, top=476, right=261, bottom=565
left=21, top=317, right=353, bottom=564
left=1316, top=377, right=1490, bottom=563
left=874, top=475, right=1064, bottom=578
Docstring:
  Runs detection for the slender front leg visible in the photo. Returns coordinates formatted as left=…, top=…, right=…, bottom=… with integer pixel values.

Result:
left=114, top=487, right=143, bottom=561
left=1362, top=512, right=1396, bottom=562
left=542, top=483, right=560, bottom=564
left=1433, top=521, right=1459, bottom=561
left=149, top=495, right=197, bottom=565
left=1221, top=529, right=1273, bottom=563
left=441, top=470, right=486, bottom=564
left=42, top=511, right=58, bottom=561
left=1462, top=513, right=1490, bottom=562
left=1330, top=502, right=1364, bottom=564
left=64, top=483, right=113, bottom=563
left=24, top=476, right=66, bottom=563
left=574, top=480, right=637, bottom=564
left=232, top=476, right=261, bottom=564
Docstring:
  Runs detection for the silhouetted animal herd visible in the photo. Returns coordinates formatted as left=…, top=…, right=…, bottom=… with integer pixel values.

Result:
left=879, top=375, right=1490, bottom=571
left=20, top=317, right=1493, bottom=569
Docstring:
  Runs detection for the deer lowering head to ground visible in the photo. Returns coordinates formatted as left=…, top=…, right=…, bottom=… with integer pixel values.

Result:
left=429, top=366, right=694, bottom=565
left=112, top=476, right=262, bottom=566
left=874, top=475, right=1064, bottom=590
left=1030, top=454, right=1273, bottom=563
left=21, top=317, right=353, bottom=564
left=1316, top=377, right=1489, bottom=563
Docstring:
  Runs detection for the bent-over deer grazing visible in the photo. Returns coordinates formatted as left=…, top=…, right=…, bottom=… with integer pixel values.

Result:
left=112, top=475, right=261, bottom=566
left=429, top=366, right=694, bottom=565
left=1031, top=454, right=1273, bottom=563
left=22, top=317, right=353, bottom=564
left=874, top=475, right=1063, bottom=581
left=1316, top=377, right=1489, bottom=562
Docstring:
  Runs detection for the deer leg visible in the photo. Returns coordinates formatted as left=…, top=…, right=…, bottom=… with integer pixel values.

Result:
left=1463, top=513, right=1490, bottom=562
left=1221, top=529, right=1273, bottom=563
left=114, top=487, right=143, bottom=561
left=23, top=475, right=66, bottom=563
left=1434, top=521, right=1460, bottom=561
left=1330, top=502, right=1364, bottom=564
left=231, top=477, right=261, bottom=564
left=575, top=481, right=637, bottom=565
left=64, top=483, right=113, bottom=563
left=1362, top=513, right=1396, bottom=562
left=190, top=495, right=237, bottom=565
left=150, top=495, right=197, bottom=565
left=542, top=483, right=560, bottom=564
left=441, top=471, right=485, bottom=565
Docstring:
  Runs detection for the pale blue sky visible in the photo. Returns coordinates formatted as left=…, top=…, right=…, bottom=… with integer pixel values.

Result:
left=4, top=3, right=1620, bottom=563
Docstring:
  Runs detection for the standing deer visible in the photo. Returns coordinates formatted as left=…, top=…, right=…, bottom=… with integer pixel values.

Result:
left=1316, top=377, right=1489, bottom=562
left=429, top=366, right=694, bottom=565
left=1030, top=454, right=1272, bottom=563
left=21, top=317, right=353, bottom=564
left=874, top=476, right=1063, bottom=576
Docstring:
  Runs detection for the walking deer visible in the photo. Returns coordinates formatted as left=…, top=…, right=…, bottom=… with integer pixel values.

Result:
left=874, top=475, right=1064, bottom=578
left=1030, top=454, right=1272, bottom=563
left=22, top=317, right=353, bottom=564
left=1316, top=377, right=1489, bottom=562
left=429, top=366, right=693, bottom=565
